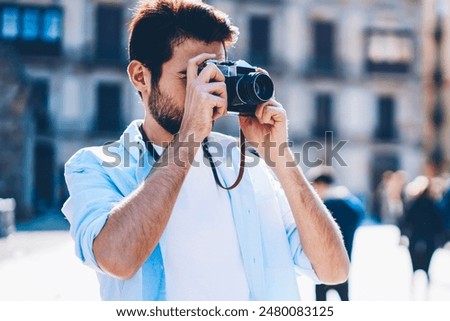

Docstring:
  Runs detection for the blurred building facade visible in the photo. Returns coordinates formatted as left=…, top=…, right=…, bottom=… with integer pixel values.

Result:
left=0, top=45, right=31, bottom=218
left=0, top=0, right=448, bottom=219
left=210, top=0, right=450, bottom=214
left=0, top=0, right=143, bottom=219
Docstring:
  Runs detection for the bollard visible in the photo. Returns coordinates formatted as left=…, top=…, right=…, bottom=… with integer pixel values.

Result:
left=0, top=198, right=16, bottom=238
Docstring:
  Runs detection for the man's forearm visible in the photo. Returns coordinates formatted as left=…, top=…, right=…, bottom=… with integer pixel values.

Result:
left=271, top=149, right=350, bottom=284
left=93, top=136, right=201, bottom=280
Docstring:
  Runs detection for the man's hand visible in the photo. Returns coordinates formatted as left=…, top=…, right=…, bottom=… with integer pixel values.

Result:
left=239, top=99, right=289, bottom=164
left=179, top=53, right=227, bottom=143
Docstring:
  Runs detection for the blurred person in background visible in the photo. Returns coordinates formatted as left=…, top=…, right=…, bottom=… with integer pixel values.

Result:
left=400, top=176, right=445, bottom=283
left=382, top=170, right=407, bottom=226
left=374, top=170, right=407, bottom=226
left=372, top=170, right=393, bottom=223
left=437, top=175, right=450, bottom=244
left=310, top=167, right=365, bottom=301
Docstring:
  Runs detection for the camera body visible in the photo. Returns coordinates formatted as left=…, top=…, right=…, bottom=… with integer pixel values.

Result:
left=202, top=60, right=274, bottom=115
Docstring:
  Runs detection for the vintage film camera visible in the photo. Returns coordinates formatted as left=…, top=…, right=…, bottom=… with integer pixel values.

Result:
left=201, top=60, right=274, bottom=115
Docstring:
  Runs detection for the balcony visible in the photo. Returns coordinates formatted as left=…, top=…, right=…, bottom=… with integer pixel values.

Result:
left=364, top=28, right=414, bottom=75
left=0, top=4, right=63, bottom=57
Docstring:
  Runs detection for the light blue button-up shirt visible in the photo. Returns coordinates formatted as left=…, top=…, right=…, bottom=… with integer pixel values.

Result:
left=62, top=120, right=320, bottom=300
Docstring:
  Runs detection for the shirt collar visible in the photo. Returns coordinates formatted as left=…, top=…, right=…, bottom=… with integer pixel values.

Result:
left=118, top=119, right=145, bottom=163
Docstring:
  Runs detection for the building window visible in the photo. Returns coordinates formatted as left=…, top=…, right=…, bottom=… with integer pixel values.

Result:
left=312, top=21, right=335, bottom=74
left=42, top=9, right=62, bottom=43
left=0, top=4, right=63, bottom=55
left=1, top=7, right=19, bottom=39
left=249, top=16, right=271, bottom=66
left=375, top=96, right=397, bottom=141
left=95, top=5, right=123, bottom=61
left=95, top=83, right=122, bottom=133
left=365, top=29, right=414, bottom=73
left=30, top=79, right=51, bottom=135
left=313, top=93, right=334, bottom=137
left=22, top=8, right=39, bottom=40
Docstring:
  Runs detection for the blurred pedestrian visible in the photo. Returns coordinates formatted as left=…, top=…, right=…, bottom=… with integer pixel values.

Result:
left=438, top=178, right=450, bottom=244
left=372, top=170, right=393, bottom=223
left=374, top=170, right=406, bottom=226
left=310, top=167, right=365, bottom=301
left=400, top=176, right=445, bottom=280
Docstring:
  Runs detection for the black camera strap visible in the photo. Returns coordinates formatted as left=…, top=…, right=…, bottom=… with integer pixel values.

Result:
left=139, top=124, right=246, bottom=190
left=139, top=125, right=163, bottom=163
left=203, top=129, right=246, bottom=190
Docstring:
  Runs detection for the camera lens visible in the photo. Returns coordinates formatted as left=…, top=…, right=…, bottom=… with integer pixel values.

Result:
left=236, top=72, right=274, bottom=105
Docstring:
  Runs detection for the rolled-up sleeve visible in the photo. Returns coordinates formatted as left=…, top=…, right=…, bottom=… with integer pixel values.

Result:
left=62, top=149, right=124, bottom=273
left=269, top=171, right=321, bottom=284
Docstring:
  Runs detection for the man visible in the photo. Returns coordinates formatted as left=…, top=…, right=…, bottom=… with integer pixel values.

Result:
left=62, top=0, right=348, bottom=300
left=310, top=167, right=364, bottom=301
left=439, top=182, right=450, bottom=243
left=401, top=176, right=445, bottom=280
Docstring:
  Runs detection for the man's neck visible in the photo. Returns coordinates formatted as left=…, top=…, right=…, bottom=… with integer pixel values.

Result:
left=142, top=116, right=175, bottom=147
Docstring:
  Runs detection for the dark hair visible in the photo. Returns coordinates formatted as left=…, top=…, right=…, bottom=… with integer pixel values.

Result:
left=128, top=0, right=239, bottom=88
left=313, top=174, right=335, bottom=185
left=308, top=166, right=336, bottom=185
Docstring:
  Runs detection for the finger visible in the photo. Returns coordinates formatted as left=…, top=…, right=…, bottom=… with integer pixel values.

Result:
left=197, top=63, right=226, bottom=83
left=261, top=105, right=285, bottom=125
left=261, top=106, right=277, bottom=125
left=207, top=94, right=227, bottom=110
left=212, top=105, right=226, bottom=120
left=256, top=99, right=283, bottom=124
left=254, top=99, right=276, bottom=121
left=207, top=95, right=227, bottom=120
left=200, top=82, right=227, bottom=100
left=186, top=53, right=217, bottom=81
left=255, top=67, right=269, bottom=75
left=254, top=102, right=265, bottom=121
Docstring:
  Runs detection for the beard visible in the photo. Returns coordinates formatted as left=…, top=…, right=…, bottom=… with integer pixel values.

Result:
left=147, top=85, right=183, bottom=135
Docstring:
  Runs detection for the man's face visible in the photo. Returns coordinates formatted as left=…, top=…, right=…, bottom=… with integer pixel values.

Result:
left=147, top=39, right=225, bottom=135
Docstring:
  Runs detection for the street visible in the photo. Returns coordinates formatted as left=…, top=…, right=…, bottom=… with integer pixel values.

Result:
left=0, top=230, right=99, bottom=300
left=1, top=224, right=450, bottom=300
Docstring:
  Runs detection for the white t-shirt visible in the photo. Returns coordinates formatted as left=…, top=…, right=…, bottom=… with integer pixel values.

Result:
left=158, top=146, right=249, bottom=300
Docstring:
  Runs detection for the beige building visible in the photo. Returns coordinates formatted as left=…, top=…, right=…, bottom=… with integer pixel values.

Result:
left=0, top=0, right=448, bottom=219
left=210, top=0, right=445, bottom=214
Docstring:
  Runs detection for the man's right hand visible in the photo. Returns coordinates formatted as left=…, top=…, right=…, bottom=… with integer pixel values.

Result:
left=179, top=53, right=227, bottom=143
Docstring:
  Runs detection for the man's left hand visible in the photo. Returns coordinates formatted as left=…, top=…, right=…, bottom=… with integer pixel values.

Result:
left=239, top=99, right=289, bottom=164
